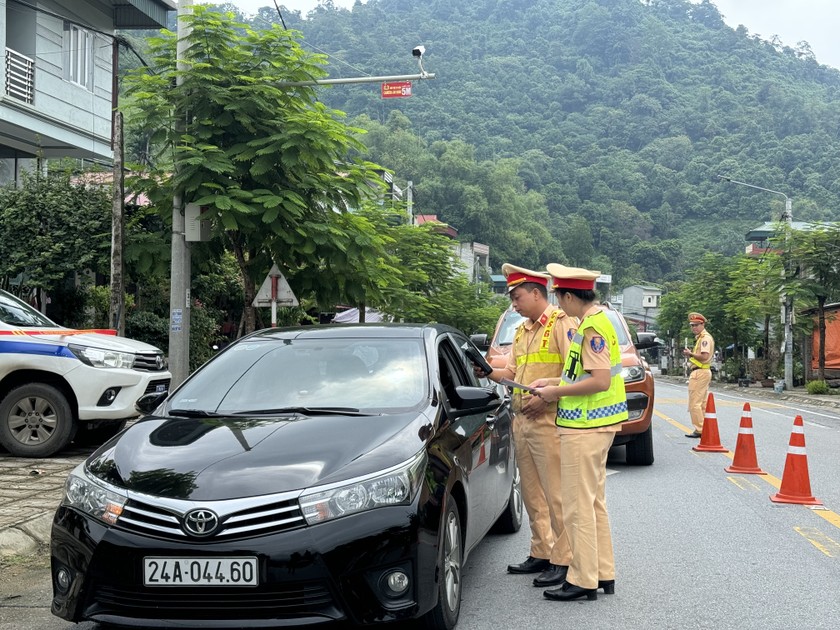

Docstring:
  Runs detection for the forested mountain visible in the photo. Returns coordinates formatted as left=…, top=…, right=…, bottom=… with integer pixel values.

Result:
left=198, top=0, right=840, bottom=287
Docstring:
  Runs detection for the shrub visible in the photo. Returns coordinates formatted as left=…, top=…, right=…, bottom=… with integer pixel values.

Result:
left=806, top=380, right=830, bottom=395
left=126, top=310, right=168, bottom=351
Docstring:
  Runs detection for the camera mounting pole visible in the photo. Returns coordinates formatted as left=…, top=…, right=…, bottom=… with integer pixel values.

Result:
left=278, top=46, right=434, bottom=87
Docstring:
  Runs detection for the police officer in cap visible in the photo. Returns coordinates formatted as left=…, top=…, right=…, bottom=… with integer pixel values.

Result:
left=478, top=263, right=576, bottom=587
left=530, top=264, right=625, bottom=602
left=683, top=312, right=714, bottom=438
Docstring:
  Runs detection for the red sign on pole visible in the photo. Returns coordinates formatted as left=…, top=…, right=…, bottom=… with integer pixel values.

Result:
left=381, top=81, right=412, bottom=98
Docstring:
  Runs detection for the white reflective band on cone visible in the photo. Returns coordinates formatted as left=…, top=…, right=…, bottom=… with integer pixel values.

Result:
left=787, top=446, right=807, bottom=455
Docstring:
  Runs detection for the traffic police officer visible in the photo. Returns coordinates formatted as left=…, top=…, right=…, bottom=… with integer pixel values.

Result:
left=683, top=312, right=715, bottom=438
left=480, top=263, right=576, bottom=587
left=530, top=264, right=626, bottom=602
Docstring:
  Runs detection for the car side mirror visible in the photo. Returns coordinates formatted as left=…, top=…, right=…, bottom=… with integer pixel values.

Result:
left=635, top=332, right=658, bottom=350
left=449, top=385, right=501, bottom=417
left=470, top=333, right=490, bottom=351
left=135, top=391, right=167, bottom=416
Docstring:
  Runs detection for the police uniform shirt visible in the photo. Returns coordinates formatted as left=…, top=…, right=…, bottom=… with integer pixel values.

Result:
left=505, top=304, right=577, bottom=421
left=693, top=330, right=715, bottom=367
left=556, top=305, right=622, bottom=435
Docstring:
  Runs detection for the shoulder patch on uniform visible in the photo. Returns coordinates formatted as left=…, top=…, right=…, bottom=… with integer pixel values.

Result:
left=567, top=329, right=575, bottom=341
left=590, top=335, right=606, bottom=353
left=701, top=340, right=709, bottom=348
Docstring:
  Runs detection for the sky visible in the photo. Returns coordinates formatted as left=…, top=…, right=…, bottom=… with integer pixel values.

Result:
left=221, top=0, right=840, bottom=69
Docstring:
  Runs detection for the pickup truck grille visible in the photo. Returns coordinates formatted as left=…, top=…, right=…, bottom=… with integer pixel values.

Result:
left=133, top=352, right=167, bottom=372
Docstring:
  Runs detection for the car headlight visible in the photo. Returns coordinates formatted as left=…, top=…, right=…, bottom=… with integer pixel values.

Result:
left=69, top=344, right=135, bottom=369
left=61, top=465, right=127, bottom=526
left=622, top=365, right=646, bottom=383
left=300, top=451, right=426, bottom=525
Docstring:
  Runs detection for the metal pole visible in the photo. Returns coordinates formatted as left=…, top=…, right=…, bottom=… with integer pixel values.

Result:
left=278, top=72, right=435, bottom=87
left=168, top=0, right=192, bottom=387
left=718, top=175, right=793, bottom=390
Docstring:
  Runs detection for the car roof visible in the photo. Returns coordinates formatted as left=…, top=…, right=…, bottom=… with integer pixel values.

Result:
left=244, top=322, right=462, bottom=342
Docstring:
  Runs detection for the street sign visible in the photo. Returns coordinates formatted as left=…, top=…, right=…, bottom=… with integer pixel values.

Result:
left=252, top=265, right=298, bottom=308
left=381, top=81, right=412, bottom=98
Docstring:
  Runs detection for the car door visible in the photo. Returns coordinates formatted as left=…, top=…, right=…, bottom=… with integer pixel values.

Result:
left=436, top=334, right=500, bottom=539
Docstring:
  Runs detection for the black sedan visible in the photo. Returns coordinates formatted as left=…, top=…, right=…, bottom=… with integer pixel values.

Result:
left=50, top=323, right=522, bottom=628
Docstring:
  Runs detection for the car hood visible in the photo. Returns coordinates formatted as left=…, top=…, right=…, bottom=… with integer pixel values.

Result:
left=86, top=411, right=430, bottom=501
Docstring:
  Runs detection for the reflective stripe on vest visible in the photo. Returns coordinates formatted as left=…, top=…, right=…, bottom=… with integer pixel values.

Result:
left=556, top=310, right=628, bottom=429
left=512, top=309, right=564, bottom=394
left=689, top=332, right=711, bottom=369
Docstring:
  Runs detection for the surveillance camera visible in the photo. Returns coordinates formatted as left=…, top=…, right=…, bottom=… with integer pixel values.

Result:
left=412, top=45, right=425, bottom=57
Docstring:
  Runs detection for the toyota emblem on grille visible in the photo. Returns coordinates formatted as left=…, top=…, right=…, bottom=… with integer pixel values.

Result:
left=183, top=509, right=219, bottom=537
left=155, top=355, right=164, bottom=370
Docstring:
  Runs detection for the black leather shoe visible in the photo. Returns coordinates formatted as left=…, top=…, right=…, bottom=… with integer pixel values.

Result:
left=685, top=431, right=702, bottom=438
left=507, top=556, right=551, bottom=574
left=598, top=579, right=615, bottom=594
left=533, top=564, right=568, bottom=586
left=543, top=581, right=597, bottom=601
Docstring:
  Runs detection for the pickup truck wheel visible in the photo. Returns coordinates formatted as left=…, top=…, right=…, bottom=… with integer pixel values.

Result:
left=625, top=424, right=654, bottom=466
left=0, top=384, right=75, bottom=458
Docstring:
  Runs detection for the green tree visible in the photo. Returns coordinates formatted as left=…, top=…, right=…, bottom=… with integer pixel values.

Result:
left=121, top=7, right=385, bottom=333
left=0, top=169, right=111, bottom=303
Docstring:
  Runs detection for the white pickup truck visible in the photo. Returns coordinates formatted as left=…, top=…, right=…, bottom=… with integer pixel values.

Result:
left=0, top=289, right=171, bottom=457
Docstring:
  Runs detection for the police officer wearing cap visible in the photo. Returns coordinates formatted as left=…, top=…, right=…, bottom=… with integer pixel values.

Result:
left=683, top=312, right=715, bottom=438
left=530, top=264, right=625, bottom=602
left=478, top=263, right=577, bottom=587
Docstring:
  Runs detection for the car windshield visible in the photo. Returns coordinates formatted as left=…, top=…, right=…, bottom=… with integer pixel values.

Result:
left=169, top=336, right=429, bottom=415
left=496, top=310, right=526, bottom=346
left=0, top=291, right=60, bottom=328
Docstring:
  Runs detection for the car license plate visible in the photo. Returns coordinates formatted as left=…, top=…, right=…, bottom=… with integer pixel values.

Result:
left=143, top=557, right=258, bottom=586
left=155, top=383, right=168, bottom=393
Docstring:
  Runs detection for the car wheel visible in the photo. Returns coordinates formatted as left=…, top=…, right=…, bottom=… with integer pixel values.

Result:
left=625, top=424, right=654, bottom=466
left=0, top=383, right=76, bottom=458
left=73, top=420, right=127, bottom=447
left=422, top=497, right=462, bottom=630
left=491, top=464, right=523, bottom=534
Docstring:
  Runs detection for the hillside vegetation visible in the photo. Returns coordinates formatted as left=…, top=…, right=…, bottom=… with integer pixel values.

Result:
left=191, top=0, right=840, bottom=287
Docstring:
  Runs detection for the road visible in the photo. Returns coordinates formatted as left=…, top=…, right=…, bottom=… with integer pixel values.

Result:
left=3, top=380, right=840, bottom=629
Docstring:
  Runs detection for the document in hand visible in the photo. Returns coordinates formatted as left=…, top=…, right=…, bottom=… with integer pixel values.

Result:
left=499, top=378, right=537, bottom=394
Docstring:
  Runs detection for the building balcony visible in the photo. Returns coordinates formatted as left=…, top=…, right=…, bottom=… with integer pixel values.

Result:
left=5, top=47, right=35, bottom=105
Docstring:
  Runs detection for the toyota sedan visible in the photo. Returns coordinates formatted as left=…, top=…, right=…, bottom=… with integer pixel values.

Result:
left=50, top=323, right=522, bottom=628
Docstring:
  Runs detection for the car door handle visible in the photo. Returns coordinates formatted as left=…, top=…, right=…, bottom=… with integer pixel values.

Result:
left=485, top=416, right=496, bottom=430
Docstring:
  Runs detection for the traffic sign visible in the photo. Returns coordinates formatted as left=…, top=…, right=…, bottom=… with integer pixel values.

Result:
left=252, top=264, right=298, bottom=307
left=381, top=81, right=412, bottom=98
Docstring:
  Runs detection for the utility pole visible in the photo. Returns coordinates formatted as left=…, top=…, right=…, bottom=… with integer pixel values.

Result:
left=168, top=0, right=192, bottom=387
left=109, top=38, right=125, bottom=335
left=718, top=175, right=794, bottom=391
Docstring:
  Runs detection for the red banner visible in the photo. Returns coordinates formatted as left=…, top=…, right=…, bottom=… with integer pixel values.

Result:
left=381, top=81, right=412, bottom=98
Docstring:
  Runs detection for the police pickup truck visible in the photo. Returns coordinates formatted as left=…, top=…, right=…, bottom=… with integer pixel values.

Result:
left=0, top=289, right=170, bottom=457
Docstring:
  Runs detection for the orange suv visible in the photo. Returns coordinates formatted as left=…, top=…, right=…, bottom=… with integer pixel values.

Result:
left=472, top=303, right=656, bottom=465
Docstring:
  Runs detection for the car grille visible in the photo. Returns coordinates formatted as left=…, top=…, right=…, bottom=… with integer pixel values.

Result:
left=143, top=379, right=170, bottom=395
left=117, top=495, right=306, bottom=541
left=133, top=352, right=167, bottom=372
left=89, top=581, right=338, bottom=621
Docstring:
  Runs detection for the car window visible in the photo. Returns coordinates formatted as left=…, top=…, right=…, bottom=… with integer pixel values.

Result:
left=171, top=337, right=429, bottom=414
left=0, top=291, right=60, bottom=327
left=602, top=309, right=632, bottom=346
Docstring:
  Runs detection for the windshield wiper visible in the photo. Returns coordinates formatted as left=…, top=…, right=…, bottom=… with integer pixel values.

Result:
left=167, top=409, right=226, bottom=418
left=232, top=406, right=378, bottom=417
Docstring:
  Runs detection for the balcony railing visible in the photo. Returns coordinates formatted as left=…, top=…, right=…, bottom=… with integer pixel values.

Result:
left=5, top=47, right=35, bottom=104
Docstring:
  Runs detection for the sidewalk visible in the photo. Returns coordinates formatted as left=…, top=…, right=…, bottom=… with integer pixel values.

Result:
left=0, top=447, right=91, bottom=559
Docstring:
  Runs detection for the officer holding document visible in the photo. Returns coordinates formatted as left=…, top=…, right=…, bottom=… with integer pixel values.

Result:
left=475, top=263, right=577, bottom=588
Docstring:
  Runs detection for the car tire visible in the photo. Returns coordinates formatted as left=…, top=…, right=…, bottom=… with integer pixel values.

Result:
left=422, top=497, right=462, bottom=630
left=625, top=424, right=654, bottom=466
left=491, top=465, right=523, bottom=534
left=73, top=420, right=127, bottom=447
left=0, top=383, right=76, bottom=458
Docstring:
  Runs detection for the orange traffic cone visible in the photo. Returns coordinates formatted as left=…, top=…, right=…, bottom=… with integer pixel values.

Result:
left=770, top=416, right=822, bottom=506
left=693, top=393, right=728, bottom=453
left=724, top=403, right=766, bottom=474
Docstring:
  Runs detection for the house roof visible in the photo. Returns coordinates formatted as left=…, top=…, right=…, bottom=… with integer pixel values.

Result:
left=744, top=221, right=822, bottom=242
left=114, top=0, right=175, bottom=30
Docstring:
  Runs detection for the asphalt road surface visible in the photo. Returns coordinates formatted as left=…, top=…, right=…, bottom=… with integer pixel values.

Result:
left=3, top=380, right=840, bottom=629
